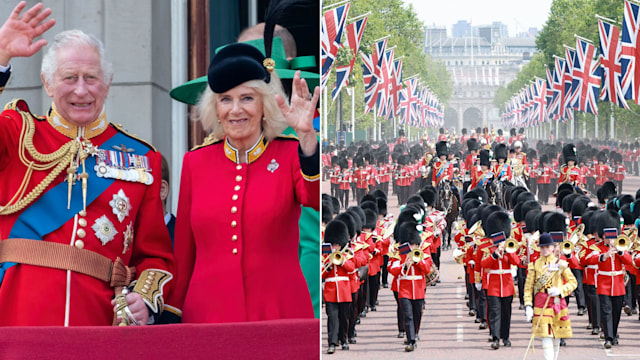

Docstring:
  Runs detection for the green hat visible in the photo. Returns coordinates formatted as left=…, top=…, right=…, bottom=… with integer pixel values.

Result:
left=170, top=37, right=318, bottom=105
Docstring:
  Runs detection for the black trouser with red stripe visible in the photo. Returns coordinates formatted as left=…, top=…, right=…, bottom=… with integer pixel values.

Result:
left=487, top=295, right=513, bottom=341
left=585, top=284, right=600, bottom=330
left=399, top=297, right=424, bottom=344
left=326, top=301, right=350, bottom=346
left=599, top=294, right=623, bottom=342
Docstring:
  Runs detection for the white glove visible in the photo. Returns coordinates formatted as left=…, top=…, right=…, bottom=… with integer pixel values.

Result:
left=548, top=287, right=561, bottom=297
left=525, top=306, right=533, bottom=322
left=475, top=283, right=482, bottom=291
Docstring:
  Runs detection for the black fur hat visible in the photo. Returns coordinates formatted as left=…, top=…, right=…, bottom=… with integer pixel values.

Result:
left=521, top=199, right=541, bottom=221
left=540, top=154, right=548, bottom=164
left=376, top=197, right=388, bottom=216
left=556, top=189, right=573, bottom=208
left=464, top=187, right=488, bottom=203
left=397, top=222, right=422, bottom=245
left=544, top=212, right=568, bottom=234
left=562, top=193, right=580, bottom=214
left=481, top=205, right=504, bottom=234
left=324, top=220, right=350, bottom=247
left=462, top=198, right=482, bottom=219
left=371, top=189, right=387, bottom=201
left=322, top=202, right=334, bottom=224
left=420, top=188, right=437, bottom=207
left=524, top=209, right=541, bottom=233
left=513, top=202, right=525, bottom=222
left=516, top=192, right=536, bottom=206
left=436, top=141, right=449, bottom=157
left=494, top=143, right=508, bottom=160
left=479, top=149, right=491, bottom=167
left=462, top=128, right=467, bottom=135
left=467, top=138, right=479, bottom=151
left=363, top=208, right=378, bottom=229
left=510, top=128, right=517, bottom=136
left=485, top=211, right=512, bottom=239
left=598, top=181, right=617, bottom=204
left=562, top=143, right=577, bottom=164
left=497, top=129, right=503, bottom=135
left=334, top=212, right=356, bottom=239
left=360, top=200, right=379, bottom=216
left=619, top=203, right=634, bottom=225
left=595, top=209, right=621, bottom=238
left=360, top=194, right=376, bottom=205
left=571, top=196, right=592, bottom=217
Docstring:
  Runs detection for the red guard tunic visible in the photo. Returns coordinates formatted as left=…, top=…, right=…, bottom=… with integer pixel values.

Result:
left=339, top=168, right=352, bottom=190
left=594, top=163, right=610, bottom=186
left=471, top=168, right=492, bottom=189
left=170, top=134, right=319, bottom=323
left=437, top=134, right=448, bottom=142
left=492, top=162, right=512, bottom=182
left=0, top=101, right=174, bottom=326
left=481, top=246, right=521, bottom=297
left=366, top=164, right=378, bottom=187
left=579, top=237, right=598, bottom=286
left=330, top=165, right=341, bottom=185
left=612, top=164, right=625, bottom=182
left=583, top=242, right=633, bottom=296
left=323, top=254, right=356, bottom=303
left=389, top=252, right=433, bottom=299
left=465, top=153, right=478, bottom=172
left=353, top=168, right=369, bottom=191
left=537, top=166, right=552, bottom=184
left=432, top=160, right=453, bottom=187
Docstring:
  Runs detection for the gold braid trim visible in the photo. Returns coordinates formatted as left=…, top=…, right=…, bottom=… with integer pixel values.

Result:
left=0, top=110, right=78, bottom=215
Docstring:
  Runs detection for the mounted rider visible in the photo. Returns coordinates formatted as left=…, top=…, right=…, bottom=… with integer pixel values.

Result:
left=558, top=143, right=584, bottom=191
left=470, top=149, right=493, bottom=190
left=492, top=144, right=513, bottom=182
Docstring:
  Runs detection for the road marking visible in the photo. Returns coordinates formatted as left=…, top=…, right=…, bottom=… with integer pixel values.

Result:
left=457, top=303, right=463, bottom=319
left=457, top=324, right=464, bottom=342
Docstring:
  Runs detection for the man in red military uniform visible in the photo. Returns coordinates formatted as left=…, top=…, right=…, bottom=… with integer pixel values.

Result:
left=610, top=152, right=625, bottom=196
left=329, top=155, right=341, bottom=198
left=481, top=212, right=522, bottom=349
left=0, top=5, right=174, bottom=326
left=432, top=141, right=454, bottom=187
left=464, top=138, right=480, bottom=175
left=437, top=127, right=448, bottom=142
left=594, top=151, right=610, bottom=188
left=579, top=211, right=601, bottom=335
left=323, top=220, right=357, bottom=354
left=558, top=143, right=583, bottom=190
left=470, top=149, right=493, bottom=190
left=583, top=211, right=634, bottom=348
left=492, top=144, right=512, bottom=182
left=353, top=156, right=369, bottom=204
left=495, top=129, right=506, bottom=144
left=460, top=128, right=470, bottom=145
left=537, top=155, right=553, bottom=205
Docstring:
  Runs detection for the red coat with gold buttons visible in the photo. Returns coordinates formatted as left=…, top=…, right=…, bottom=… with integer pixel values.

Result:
left=169, top=134, right=320, bottom=323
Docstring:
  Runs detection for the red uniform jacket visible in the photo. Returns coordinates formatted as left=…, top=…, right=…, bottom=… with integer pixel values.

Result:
left=339, top=169, right=352, bottom=190
left=594, top=164, right=610, bottom=186
left=353, top=168, right=369, bottom=189
left=330, top=165, right=341, bottom=184
left=481, top=247, right=521, bottom=297
left=389, top=252, right=433, bottom=299
left=465, top=153, right=478, bottom=172
left=537, top=166, right=552, bottom=184
left=323, top=255, right=356, bottom=303
left=583, top=241, right=633, bottom=296
left=432, top=160, right=453, bottom=186
left=612, top=164, right=625, bottom=181
left=579, top=237, right=598, bottom=286
left=170, top=135, right=319, bottom=323
left=366, top=164, right=378, bottom=186
left=471, top=167, right=492, bottom=189
left=0, top=100, right=174, bottom=326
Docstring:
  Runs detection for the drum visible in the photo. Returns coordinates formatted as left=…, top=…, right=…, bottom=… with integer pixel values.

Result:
left=425, top=264, right=440, bottom=286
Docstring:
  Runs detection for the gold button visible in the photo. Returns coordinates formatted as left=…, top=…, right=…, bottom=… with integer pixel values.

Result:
left=79, top=210, right=87, bottom=217
left=232, top=235, right=238, bottom=241
left=76, top=229, right=86, bottom=238
left=233, top=248, right=238, bottom=255
left=149, top=271, right=155, bottom=275
left=236, top=165, right=242, bottom=170
left=232, top=194, right=238, bottom=201
left=145, top=279, right=152, bottom=285
left=143, top=284, right=150, bottom=290
left=141, top=289, right=148, bottom=294
left=231, top=206, right=237, bottom=213
left=231, top=220, right=237, bottom=227
left=147, top=275, right=154, bottom=280
left=74, top=240, right=84, bottom=249
left=234, top=185, right=241, bottom=191
left=235, top=175, right=242, bottom=182
left=78, top=218, right=87, bottom=227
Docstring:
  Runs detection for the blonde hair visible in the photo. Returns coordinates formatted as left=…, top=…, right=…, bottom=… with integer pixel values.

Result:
left=196, top=72, right=289, bottom=141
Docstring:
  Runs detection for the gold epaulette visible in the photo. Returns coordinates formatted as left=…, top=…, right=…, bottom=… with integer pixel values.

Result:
left=190, top=133, right=221, bottom=151
left=3, top=98, right=44, bottom=121
left=132, top=269, right=173, bottom=314
left=112, top=123, right=157, bottom=152
left=589, top=243, right=601, bottom=252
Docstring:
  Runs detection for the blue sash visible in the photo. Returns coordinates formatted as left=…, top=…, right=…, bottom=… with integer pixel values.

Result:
left=1, top=131, right=150, bottom=282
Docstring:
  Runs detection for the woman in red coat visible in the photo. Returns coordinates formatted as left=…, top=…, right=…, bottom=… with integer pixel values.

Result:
left=166, top=39, right=320, bottom=323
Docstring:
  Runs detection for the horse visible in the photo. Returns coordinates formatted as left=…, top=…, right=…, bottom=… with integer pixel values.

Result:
left=436, top=179, right=460, bottom=250
left=485, top=179, right=506, bottom=207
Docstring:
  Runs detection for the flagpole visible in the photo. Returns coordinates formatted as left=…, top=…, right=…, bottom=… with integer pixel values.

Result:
left=351, top=87, right=355, bottom=143
left=574, top=34, right=594, bottom=44
left=610, top=102, right=615, bottom=140
left=595, top=114, right=599, bottom=138
left=323, top=87, right=328, bottom=142
left=373, top=103, right=377, bottom=142
left=595, top=14, right=621, bottom=25
left=322, top=0, right=350, bottom=11
left=347, top=12, right=371, bottom=23
left=583, top=113, right=586, bottom=138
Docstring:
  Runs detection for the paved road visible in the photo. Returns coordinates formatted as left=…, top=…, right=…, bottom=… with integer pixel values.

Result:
left=321, top=175, right=640, bottom=359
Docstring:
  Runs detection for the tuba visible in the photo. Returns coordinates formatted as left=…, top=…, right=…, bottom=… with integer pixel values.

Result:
left=562, top=223, right=584, bottom=256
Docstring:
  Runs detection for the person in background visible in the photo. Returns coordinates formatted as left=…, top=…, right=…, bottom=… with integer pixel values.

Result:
left=161, top=155, right=176, bottom=245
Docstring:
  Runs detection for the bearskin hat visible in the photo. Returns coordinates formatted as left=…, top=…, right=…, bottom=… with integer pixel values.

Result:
left=467, top=138, right=479, bottom=151
left=397, top=222, right=422, bottom=245
left=524, top=209, right=541, bottom=234
left=360, top=200, right=378, bottom=216
left=494, top=143, right=508, bottom=160
left=562, top=143, right=577, bottom=164
left=485, top=211, right=512, bottom=239
left=510, top=128, right=517, bottom=136
left=464, top=186, right=488, bottom=203
left=597, top=181, right=617, bottom=204
left=322, top=202, right=334, bottom=224
left=521, top=199, right=541, bottom=221
left=363, top=208, right=378, bottom=230
left=462, top=128, right=467, bottom=135
left=324, top=220, right=350, bottom=247
left=376, top=197, right=387, bottom=216
left=595, top=209, right=621, bottom=238
left=419, top=187, right=437, bottom=207
left=570, top=196, right=592, bottom=217
left=479, top=149, right=491, bottom=167
left=334, top=212, right=356, bottom=239
left=543, top=212, right=568, bottom=234
left=436, top=141, right=449, bottom=157
left=540, top=154, right=548, bottom=164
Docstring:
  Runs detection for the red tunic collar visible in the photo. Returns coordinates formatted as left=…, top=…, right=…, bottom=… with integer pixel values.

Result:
left=223, top=133, right=269, bottom=164
left=47, top=102, right=108, bottom=140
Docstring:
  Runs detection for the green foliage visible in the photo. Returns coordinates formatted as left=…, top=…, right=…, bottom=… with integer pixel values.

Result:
left=323, top=0, right=453, bottom=138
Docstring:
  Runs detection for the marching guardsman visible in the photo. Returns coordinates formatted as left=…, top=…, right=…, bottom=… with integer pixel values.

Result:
left=611, top=152, right=625, bottom=196
left=432, top=141, right=453, bottom=187
left=516, top=127, right=526, bottom=143
left=482, top=211, right=522, bottom=349
left=579, top=156, right=593, bottom=195
left=422, top=188, right=446, bottom=277
left=495, top=129, right=506, bottom=144
left=365, top=153, right=378, bottom=193
left=330, top=155, right=340, bottom=198
left=353, top=156, right=369, bottom=204
left=492, top=144, right=512, bottom=182
left=473, top=217, right=493, bottom=330
left=527, top=148, right=538, bottom=196
left=523, top=232, right=577, bottom=360
left=397, top=128, right=408, bottom=145
left=508, top=128, right=517, bottom=146
left=583, top=210, right=634, bottom=348
left=470, top=149, right=493, bottom=190
left=594, top=151, right=610, bottom=189
left=377, top=154, right=391, bottom=196
left=396, top=155, right=411, bottom=206
left=558, top=143, right=583, bottom=190
left=537, top=155, right=553, bottom=205
left=323, top=220, right=357, bottom=355
left=464, top=138, right=480, bottom=176
left=389, top=222, right=434, bottom=352
left=460, top=128, right=470, bottom=145
left=363, top=209, right=382, bottom=312
left=338, top=158, right=352, bottom=209
left=578, top=210, right=601, bottom=335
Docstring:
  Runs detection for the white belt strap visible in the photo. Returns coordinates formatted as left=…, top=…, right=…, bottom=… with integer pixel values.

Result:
left=325, top=276, right=350, bottom=282
left=399, top=275, right=424, bottom=281
left=585, top=265, right=597, bottom=269
left=488, top=269, right=510, bottom=275
left=597, top=270, right=624, bottom=276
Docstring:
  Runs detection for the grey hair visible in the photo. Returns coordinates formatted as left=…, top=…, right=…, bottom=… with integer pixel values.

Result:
left=196, top=72, right=289, bottom=142
left=41, top=29, right=113, bottom=85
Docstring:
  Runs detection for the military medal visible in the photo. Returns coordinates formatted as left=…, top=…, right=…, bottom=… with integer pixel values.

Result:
left=122, top=222, right=133, bottom=254
left=92, top=215, right=118, bottom=245
left=94, top=148, right=154, bottom=185
left=109, top=189, right=131, bottom=223
left=267, top=159, right=279, bottom=173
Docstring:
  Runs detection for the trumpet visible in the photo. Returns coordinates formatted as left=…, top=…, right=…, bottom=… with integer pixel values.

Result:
left=561, top=224, right=584, bottom=255
left=615, top=235, right=632, bottom=252
left=505, top=238, right=521, bottom=254
left=411, top=248, right=425, bottom=263
left=321, top=246, right=351, bottom=275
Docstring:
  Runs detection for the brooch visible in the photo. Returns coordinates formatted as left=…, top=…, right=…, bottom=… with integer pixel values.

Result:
left=267, top=159, right=279, bottom=173
left=92, top=215, right=118, bottom=246
left=109, top=189, right=131, bottom=223
left=122, top=222, right=133, bottom=254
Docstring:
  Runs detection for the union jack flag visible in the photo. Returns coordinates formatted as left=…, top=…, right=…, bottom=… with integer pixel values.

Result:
left=361, top=52, right=378, bottom=114
left=532, top=78, right=547, bottom=125
left=571, top=37, right=601, bottom=114
left=551, top=57, right=566, bottom=120
left=405, top=78, right=420, bottom=126
left=376, top=49, right=393, bottom=118
left=398, top=87, right=408, bottom=125
left=321, top=3, right=350, bottom=90
left=389, top=58, right=403, bottom=117
left=621, top=0, right=640, bottom=103
left=332, top=16, right=367, bottom=101
left=598, top=18, right=629, bottom=109
left=563, top=47, right=576, bottom=121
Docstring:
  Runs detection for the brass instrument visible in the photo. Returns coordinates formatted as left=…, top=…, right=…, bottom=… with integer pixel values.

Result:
left=382, top=221, right=396, bottom=240
left=469, top=220, right=484, bottom=239
left=452, top=247, right=465, bottom=264
left=615, top=234, right=632, bottom=252
left=411, top=248, right=425, bottom=263
left=561, top=223, right=584, bottom=256
left=321, top=245, right=352, bottom=275
left=505, top=238, right=520, bottom=254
